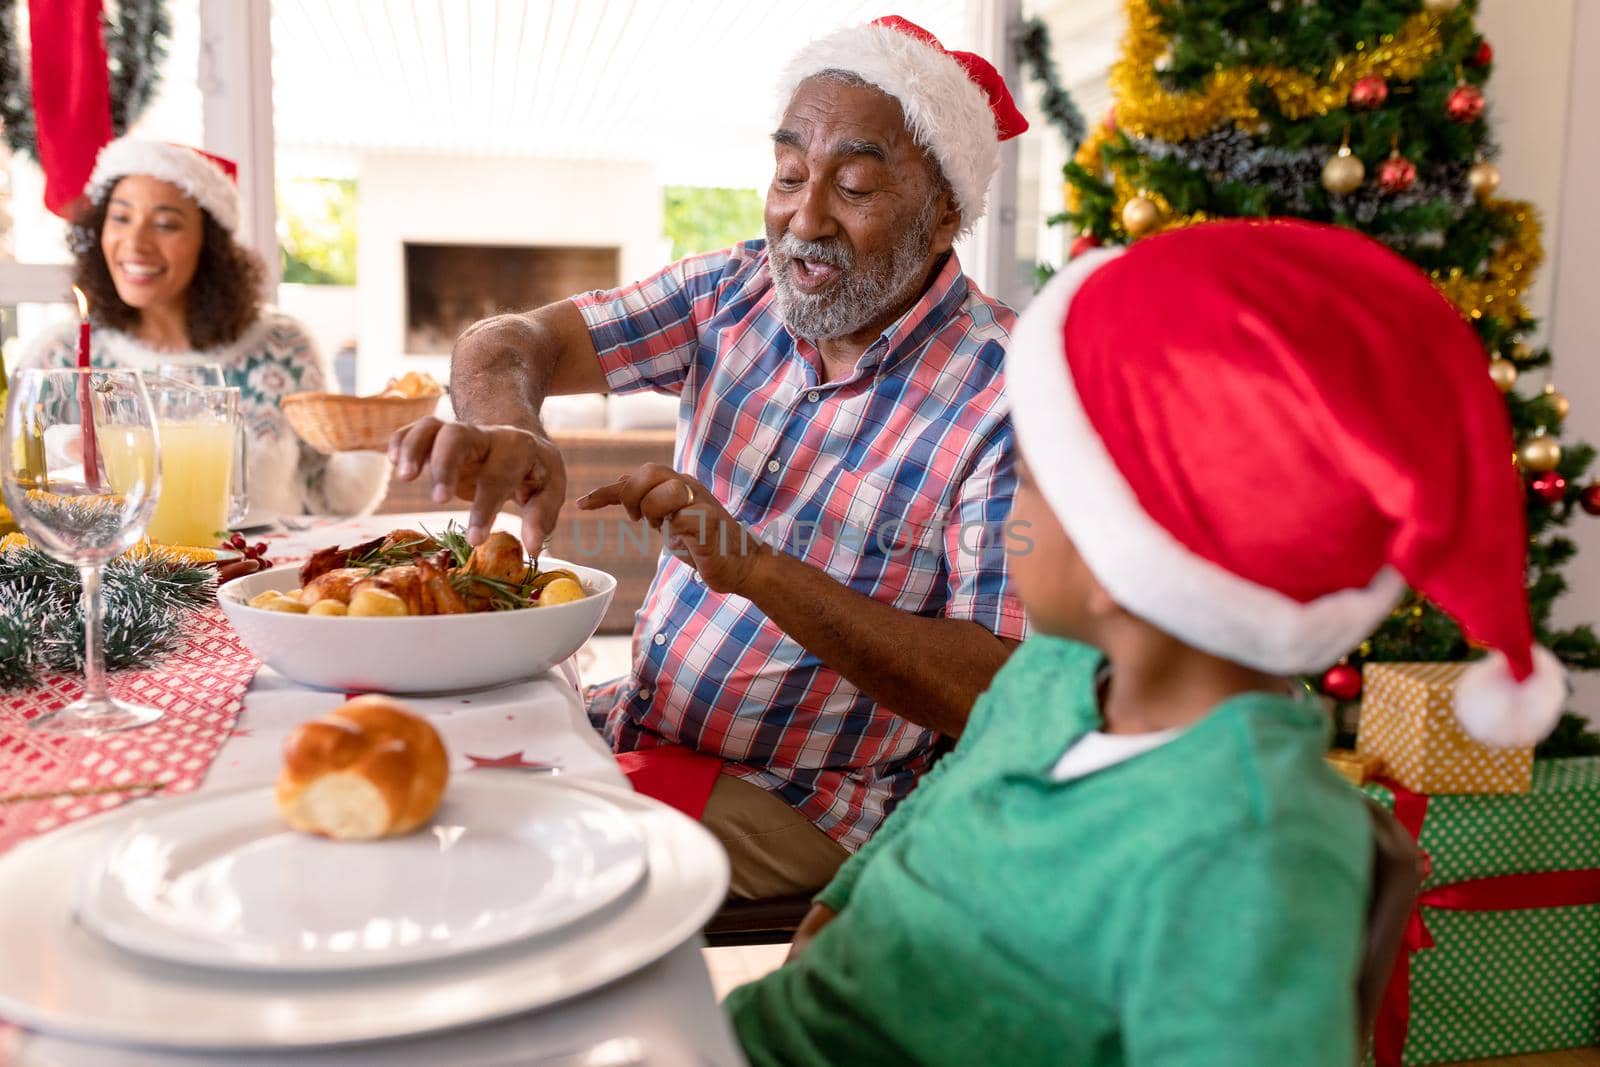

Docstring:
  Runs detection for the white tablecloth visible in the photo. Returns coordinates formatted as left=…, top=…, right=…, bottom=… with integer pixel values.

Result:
left=5, top=513, right=745, bottom=1067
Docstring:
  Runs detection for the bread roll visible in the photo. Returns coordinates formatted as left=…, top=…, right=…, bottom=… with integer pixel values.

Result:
left=275, top=696, right=449, bottom=839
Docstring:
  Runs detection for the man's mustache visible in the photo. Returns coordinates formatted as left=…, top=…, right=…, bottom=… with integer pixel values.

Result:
left=776, top=233, right=854, bottom=271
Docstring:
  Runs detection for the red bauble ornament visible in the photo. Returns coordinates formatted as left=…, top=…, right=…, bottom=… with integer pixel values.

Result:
left=1376, top=153, right=1418, bottom=193
left=1447, top=83, right=1486, bottom=123
left=1070, top=234, right=1102, bottom=258
left=1322, top=664, right=1363, bottom=702
left=1579, top=483, right=1600, bottom=516
left=1471, top=39, right=1494, bottom=67
left=1530, top=471, right=1568, bottom=505
left=1349, top=76, right=1389, bottom=110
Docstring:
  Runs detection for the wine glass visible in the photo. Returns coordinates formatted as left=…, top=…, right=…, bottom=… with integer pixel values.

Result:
left=155, top=365, right=250, bottom=527
left=1, top=368, right=165, bottom=735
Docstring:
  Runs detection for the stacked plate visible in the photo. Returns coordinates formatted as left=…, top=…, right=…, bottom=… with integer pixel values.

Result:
left=0, top=777, right=728, bottom=1051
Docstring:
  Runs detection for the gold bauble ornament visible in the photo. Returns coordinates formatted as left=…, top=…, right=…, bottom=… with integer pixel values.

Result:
left=1422, top=0, right=1461, bottom=11
left=1511, top=340, right=1534, bottom=362
left=1488, top=358, right=1518, bottom=392
left=1545, top=384, right=1571, bottom=419
left=1467, top=160, right=1501, bottom=200
left=1321, top=146, right=1365, bottom=195
left=1518, top=432, right=1562, bottom=472
left=1121, top=195, right=1161, bottom=238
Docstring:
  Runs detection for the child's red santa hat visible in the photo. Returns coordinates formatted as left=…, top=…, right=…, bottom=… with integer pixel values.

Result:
left=84, top=138, right=241, bottom=233
left=775, top=15, right=1028, bottom=236
left=1007, top=219, right=1565, bottom=748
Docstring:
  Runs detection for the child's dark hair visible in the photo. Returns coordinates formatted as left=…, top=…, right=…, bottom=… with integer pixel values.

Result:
left=69, top=192, right=266, bottom=351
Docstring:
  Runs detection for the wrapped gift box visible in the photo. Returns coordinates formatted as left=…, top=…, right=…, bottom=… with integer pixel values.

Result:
left=1357, top=661, right=1534, bottom=795
left=1361, top=759, right=1600, bottom=1066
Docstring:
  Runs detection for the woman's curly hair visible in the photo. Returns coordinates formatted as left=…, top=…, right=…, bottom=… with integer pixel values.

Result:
left=70, top=187, right=267, bottom=351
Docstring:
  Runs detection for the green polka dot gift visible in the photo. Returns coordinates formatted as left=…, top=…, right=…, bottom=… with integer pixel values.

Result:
left=1361, top=758, right=1600, bottom=1065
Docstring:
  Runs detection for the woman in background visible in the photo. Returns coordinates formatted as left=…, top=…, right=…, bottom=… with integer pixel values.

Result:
left=22, top=137, right=388, bottom=521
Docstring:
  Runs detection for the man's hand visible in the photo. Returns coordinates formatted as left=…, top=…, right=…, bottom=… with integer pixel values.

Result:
left=786, top=903, right=837, bottom=962
left=387, top=418, right=567, bottom=549
left=575, top=464, right=770, bottom=595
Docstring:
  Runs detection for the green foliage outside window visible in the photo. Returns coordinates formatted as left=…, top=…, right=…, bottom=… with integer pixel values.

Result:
left=662, top=185, right=765, bottom=261
left=279, top=178, right=357, bottom=286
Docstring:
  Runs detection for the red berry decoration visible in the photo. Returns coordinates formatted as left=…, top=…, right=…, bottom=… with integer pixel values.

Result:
left=1322, top=664, right=1363, bottom=702
left=1070, top=234, right=1102, bottom=258
left=1446, top=83, right=1485, bottom=123
left=1102, top=107, right=1117, bottom=132
left=1349, top=76, right=1389, bottom=110
left=1376, top=152, right=1418, bottom=194
left=1530, top=471, right=1568, bottom=505
left=1581, top=483, right=1600, bottom=516
left=1470, top=39, right=1493, bottom=67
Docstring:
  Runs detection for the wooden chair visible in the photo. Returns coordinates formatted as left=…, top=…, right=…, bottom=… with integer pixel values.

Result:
left=702, top=892, right=814, bottom=948
left=1358, top=800, right=1426, bottom=1054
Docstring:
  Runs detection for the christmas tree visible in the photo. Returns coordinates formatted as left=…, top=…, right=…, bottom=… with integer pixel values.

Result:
left=1057, top=0, right=1600, bottom=738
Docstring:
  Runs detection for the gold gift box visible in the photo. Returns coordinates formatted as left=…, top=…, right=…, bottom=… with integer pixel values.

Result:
left=1324, top=748, right=1384, bottom=786
left=1356, top=661, right=1533, bottom=795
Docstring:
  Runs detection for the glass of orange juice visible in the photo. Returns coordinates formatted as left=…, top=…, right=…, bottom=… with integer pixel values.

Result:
left=124, top=379, right=240, bottom=547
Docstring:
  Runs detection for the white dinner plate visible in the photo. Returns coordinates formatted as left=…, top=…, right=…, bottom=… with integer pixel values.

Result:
left=0, top=779, right=729, bottom=1050
left=77, top=778, right=648, bottom=972
left=230, top=509, right=279, bottom=533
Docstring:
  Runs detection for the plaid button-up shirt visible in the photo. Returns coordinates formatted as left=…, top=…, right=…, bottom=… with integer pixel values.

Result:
left=578, top=240, right=1026, bottom=851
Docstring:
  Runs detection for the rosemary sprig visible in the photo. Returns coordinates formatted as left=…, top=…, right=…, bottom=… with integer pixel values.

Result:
left=426, top=522, right=476, bottom=568
left=448, top=571, right=538, bottom=611
left=347, top=532, right=442, bottom=573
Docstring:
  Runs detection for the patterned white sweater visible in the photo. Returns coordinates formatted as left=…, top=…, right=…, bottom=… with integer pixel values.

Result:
left=23, top=311, right=389, bottom=519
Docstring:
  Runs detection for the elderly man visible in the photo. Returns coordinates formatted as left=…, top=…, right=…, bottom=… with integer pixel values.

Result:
left=390, top=16, right=1029, bottom=898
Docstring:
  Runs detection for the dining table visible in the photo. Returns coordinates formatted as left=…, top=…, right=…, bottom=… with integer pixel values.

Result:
left=0, top=511, right=747, bottom=1067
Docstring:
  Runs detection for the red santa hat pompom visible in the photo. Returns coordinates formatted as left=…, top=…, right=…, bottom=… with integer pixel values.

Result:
left=84, top=138, right=241, bottom=233
left=1005, top=218, right=1565, bottom=748
left=775, top=15, right=1028, bottom=235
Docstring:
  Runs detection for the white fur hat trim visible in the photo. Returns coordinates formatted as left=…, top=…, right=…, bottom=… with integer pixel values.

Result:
left=85, top=139, right=240, bottom=233
left=776, top=22, right=999, bottom=235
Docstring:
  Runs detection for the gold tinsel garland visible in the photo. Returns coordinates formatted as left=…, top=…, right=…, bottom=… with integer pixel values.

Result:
left=1065, top=0, right=1544, bottom=328
left=1430, top=199, right=1542, bottom=324
left=1111, top=0, right=1446, bottom=142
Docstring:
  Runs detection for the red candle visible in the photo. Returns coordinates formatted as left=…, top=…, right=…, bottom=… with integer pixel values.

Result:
left=72, top=288, right=101, bottom=490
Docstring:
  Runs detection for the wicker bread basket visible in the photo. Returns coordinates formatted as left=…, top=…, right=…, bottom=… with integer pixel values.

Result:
left=280, top=392, right=441, bottom=453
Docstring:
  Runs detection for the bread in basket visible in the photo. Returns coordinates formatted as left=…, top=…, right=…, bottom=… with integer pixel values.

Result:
left=281, top=373, right=444, bottom=453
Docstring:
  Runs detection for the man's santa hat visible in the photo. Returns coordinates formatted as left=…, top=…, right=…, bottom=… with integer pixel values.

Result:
left=776, top=15, right=1028, bottom=235
left=1007, top=219, right=1566, bottom=748
left=84, top=138, right=241, bottom=233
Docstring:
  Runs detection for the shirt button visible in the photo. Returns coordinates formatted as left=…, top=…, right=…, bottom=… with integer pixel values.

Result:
left=637, top=687, right=652, bottom=700
left=767, top=459, right=780, bottom=473
left=653, top=632, right=667, bottom=646
left=807, top=390, right=820, bottom=403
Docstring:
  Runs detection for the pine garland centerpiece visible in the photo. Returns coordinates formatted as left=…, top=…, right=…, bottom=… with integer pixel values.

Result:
left=0, top=541, right=213, bottom=690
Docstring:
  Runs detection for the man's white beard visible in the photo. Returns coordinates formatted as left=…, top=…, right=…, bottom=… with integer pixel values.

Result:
left=769, top=197, right=939, bottom=342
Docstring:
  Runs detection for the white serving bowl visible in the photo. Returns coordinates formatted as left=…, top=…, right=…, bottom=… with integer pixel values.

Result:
left=218, top=559, right=616, bottom=693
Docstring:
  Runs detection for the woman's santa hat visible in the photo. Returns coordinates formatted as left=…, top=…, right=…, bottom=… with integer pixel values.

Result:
left=1007, top=218, right=1566, bottom=748
left=84, top=138, right=241, bottom=233
left=776, top=15, right=1028, bottom=235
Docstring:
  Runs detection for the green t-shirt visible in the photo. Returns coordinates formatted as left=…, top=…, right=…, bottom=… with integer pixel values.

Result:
left=725, top=635, right=1371, bottom=1067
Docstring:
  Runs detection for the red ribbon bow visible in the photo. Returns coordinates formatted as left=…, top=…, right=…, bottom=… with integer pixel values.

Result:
left=1374, top=777, right=1600, bottom=1066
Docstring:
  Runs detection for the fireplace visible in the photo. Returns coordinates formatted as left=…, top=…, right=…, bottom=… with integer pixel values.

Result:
left=403, top=242, right=621, bottom=354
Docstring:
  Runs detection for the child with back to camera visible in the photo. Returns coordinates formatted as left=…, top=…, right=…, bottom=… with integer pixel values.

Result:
left=724, top=218, right=1566, bottom=1067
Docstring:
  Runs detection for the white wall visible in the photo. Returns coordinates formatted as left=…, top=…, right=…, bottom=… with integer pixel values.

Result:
left=353, top=154, right=662, bottom=395
left=1547, top=0, right=1600, bottom=722
left=1475, top=0, right=1599, bottom=722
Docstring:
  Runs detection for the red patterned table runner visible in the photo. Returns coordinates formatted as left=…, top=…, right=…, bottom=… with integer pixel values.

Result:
left=0, top=606, right=261, bottom=853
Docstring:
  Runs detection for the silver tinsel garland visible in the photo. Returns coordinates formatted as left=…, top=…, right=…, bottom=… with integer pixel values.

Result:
left=1129, top=127, right=1486, bottom=235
